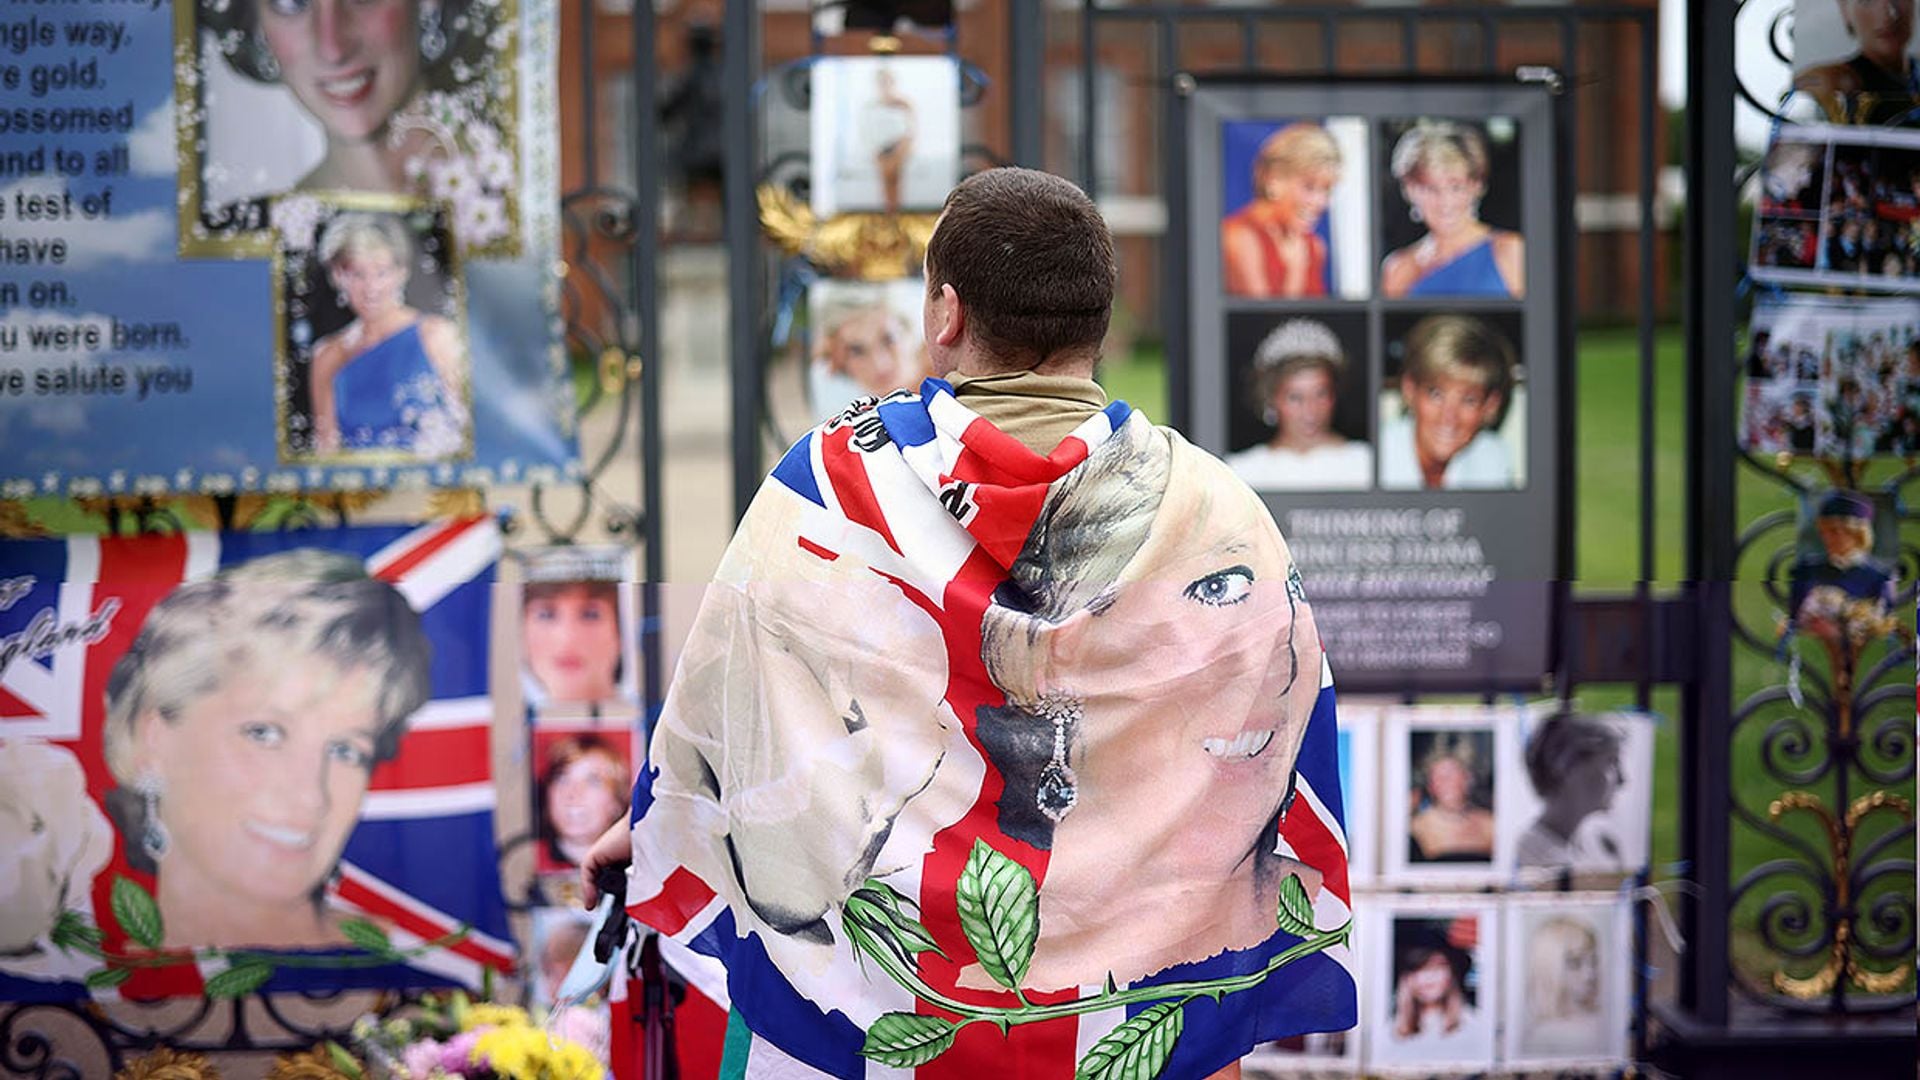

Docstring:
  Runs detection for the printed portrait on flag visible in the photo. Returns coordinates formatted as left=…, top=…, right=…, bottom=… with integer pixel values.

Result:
left=532, top=722, right=635, bottom=876
left=624, top=385, right=1356, bottom=1076
left=0, top=521, right=513, bottom=1000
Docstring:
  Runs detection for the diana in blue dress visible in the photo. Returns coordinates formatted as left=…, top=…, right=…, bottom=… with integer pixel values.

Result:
left=1380, top=122, right=1526, bottom=300
left=308, top=213, right=468, bottom=458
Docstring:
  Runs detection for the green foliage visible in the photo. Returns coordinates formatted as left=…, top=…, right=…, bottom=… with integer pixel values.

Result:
left=109, top=876, right=163, bottom=950
left=204, top=962, right=276, bottom=999
left=1074, top=1001, right=1185, bottom=1080
left=954, top=839, right=1040, bottom=995
left=1274, top=874, right=1316, bottom=938
left=84, top=966, right=132, bottom=990
left=339, top=917, right=394, bottom=956
left=859, top=1012, right=959, bottom=1068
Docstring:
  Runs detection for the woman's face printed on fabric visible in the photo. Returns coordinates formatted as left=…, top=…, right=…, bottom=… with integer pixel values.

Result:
left=524, top=586, right=622, bottom=703
left=256, top=0, right=425, bottom=142
left=1051, top=487, right=1318, bottom=878
left=547, top=751, right=626, bottom=849
left=331, top=246, right=408, bottom=322
left=140, top=660, right=383, bottom=908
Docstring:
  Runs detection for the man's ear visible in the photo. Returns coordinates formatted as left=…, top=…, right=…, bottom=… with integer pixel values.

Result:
left=932, top=283, right=965, bottom=347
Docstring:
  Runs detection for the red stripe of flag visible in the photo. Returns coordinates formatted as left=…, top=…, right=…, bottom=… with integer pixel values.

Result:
left=368, top=725, right=491, bottom=791
left=627, top=868, right=718, bottom=937
left=797, top=536, right=839, bottom=561
left=335, top=873, right=515, bottom=971
left=1279, top=794, right=1351, bottom=909
left=820, top=429, right=903, bottom=557
left=370, top=517, right=484, bottom=583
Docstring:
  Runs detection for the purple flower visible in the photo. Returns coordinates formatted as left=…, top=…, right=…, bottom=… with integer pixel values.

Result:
left=441, top=1029, right=484, bottom=1074
left=401, top=1038, right=444, bottom=1079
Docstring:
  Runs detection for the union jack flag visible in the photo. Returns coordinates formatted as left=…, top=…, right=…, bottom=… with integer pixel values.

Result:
left=0, top=518, right=514, bottom=1000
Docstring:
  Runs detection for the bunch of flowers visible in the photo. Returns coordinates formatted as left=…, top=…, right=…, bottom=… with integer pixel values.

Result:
left=325, top=994, right=604, bottom=1080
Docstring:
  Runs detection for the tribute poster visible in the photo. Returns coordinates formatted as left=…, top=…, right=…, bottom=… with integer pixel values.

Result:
left=0, top=0, right=575, bottom=496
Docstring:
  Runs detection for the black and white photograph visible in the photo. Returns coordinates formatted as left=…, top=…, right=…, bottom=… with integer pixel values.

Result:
left=179, top=0, right=523, bottom=257
left=1219, top=116, right=1373, bottom=300
left=806, top=278, right=931, bottom=418
left=1509, top=712, right=1655, bottom=879
left=1378, top=311, right=1527, bottom=491
left=1377, top=117, right=1525, bottom=300
left=809, top=56, right=961, bottom=218
left=1500, top=894, right=1632, bottom=1070
left=1364, top=895, right=1500, bottom=1072
left=275, top=198, right=473, bottom=464
left=1382, top=707, right=1522, bottom=886
left=1223, top=311, right=1373, bottom=491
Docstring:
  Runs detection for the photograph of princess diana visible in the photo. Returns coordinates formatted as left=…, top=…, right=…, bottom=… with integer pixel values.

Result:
left=1218, top=116, right=1373, bottom=300
left=276, top=200, right=472, bottom=464
left=1222, top=310, right=1374, bottom=491
left=1500, top=894, right=1631, bottom=1068
left=180, top=0, right=521, bottom=255
left=1377, top=311, right=1528, bottom=491
left=809, top=55, right=960, bottom=218
left=1377, top=117, right=1526, bottom=299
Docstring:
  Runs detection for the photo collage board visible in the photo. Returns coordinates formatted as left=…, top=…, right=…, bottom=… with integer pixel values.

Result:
left=1178, top=79, right=1566, bottom=693
left=801, top=54, right=962, bottom=419
left=1247, top=704, right=1653, bottom=1077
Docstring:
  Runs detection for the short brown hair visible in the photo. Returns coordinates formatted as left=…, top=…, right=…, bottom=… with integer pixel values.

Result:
left=924, top=168, right=1115, bottom=369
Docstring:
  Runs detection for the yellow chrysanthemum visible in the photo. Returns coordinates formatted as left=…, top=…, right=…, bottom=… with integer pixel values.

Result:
left=470, top=1025, right=605, bottom=1080
left=460, top=1003, right=533, bottom=1032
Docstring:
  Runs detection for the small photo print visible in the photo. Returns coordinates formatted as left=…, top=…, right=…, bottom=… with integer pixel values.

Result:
left=1742, top=296, right=1920, bottom=458
left=1509, top=712, right=1655, bottom=879
left=1382, top=707, right=1522, bottom=886
left=810, top=56, right=961, bottom=218
left=1219, top=116, right=1373, bottom=300
left=806, top=278, right=931, bottom=418
left=1377, top=117, right=1525, bottom=300
left=532, top=721, right=638, bottom=876
left=1378, top=311, right=1526, bottom=491
left=1751, top=124, right=1920, bottom=292
left=1364, top=896, right=1499, bottom=1072
left=520, top=546, right=639, bottom=711
left=529, top=906, right=598, bottom=1008
left=179, top=0, right=521, bottom=257
left=274, top=198, right=472, bottom=465
left=1500, top=894, right=1631, bottom=1069
left=1792, top=0, right=1920, bottom=123
left=1222, top=311, right=1373, bottom=491
left=1787, top=488, right=1900, bottom=653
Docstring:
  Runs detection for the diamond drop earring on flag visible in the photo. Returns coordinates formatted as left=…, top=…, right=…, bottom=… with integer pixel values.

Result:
left=1033, top=693, right=1081, bottom=823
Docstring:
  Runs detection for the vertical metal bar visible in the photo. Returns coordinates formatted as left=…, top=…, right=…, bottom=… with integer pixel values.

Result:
left=1240, top=14, right=1256, bottom=69
left=1635, top=10, right=1657, bottom=711
left=1479, top=11, right=1496, bottom=74
left=1682, top=0, right=1737, bottom=1030
left=1320, top=15, right=1336, bottom=73
left=1080, top=1, right=1098, bottom=192
left=579, top=0, right=598, bottom=186
left=1552, top=15, right=1579, bottom=701
left=631, top=0, right=660, bottom=588
left=1009, top=0, right=1045, bottom=168
left=723, top=0, right=763, bottom=522
left=1163, top=25, right=1187, bottom=432
left=1401, top=13, right=1417, bottom=75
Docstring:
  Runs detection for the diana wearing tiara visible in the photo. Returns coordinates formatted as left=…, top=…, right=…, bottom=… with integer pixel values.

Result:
left=1226, top=318, right=1374, bottom=491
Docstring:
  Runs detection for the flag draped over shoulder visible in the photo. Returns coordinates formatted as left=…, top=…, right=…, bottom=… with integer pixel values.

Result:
left=626, top=381, right=1355, bottom=1078
left=0, top=519, right=513, bottom=1000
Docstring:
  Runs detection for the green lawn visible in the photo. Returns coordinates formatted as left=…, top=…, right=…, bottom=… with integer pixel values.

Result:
left=1098, top=327, right=1915, bottom=991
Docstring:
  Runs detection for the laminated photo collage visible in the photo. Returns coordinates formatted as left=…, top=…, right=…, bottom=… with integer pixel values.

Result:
left=1219, top=115, right=1531, bottom=494
left=1746, top=126, right=1920, bottom=468
left=1247, top=705, right=1652, bottom=1076
left=803, top=55, right=961, bottom=419
left=514, top=545, right=644, bottom=1022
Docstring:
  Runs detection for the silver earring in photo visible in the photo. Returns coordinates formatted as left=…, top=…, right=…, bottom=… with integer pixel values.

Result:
left=1262, top=405, right=1279, bottom=427
left=419, top=3, right=447, bottom=63
left=1033, top=693, right=1081, bottom=823
left=1409, top=204, right=1423, bottom=225
left=252, top=31, right=281, bottom=80
left=134, top=774, right=170, bottom=861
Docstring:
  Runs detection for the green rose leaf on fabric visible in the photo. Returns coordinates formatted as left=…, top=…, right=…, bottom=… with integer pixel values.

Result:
left=850, top=882, right=946, bottom=961
left=859, top=1011, right=958, bottom=1067
left=109, top=876, right=163, bottom=950
left=204, top=961, right=275, bottom=999
left=84, top=965, right=132, bottom=990
left=1275, top=874, right=1316, bottom=938
left=339, top=917, right=394, bottom=955
left=1074, top=1000, right=1185, bottom=1080
left=955, top=839, right=1039, bottom=994
left=50, top=910, right=104, bottom=956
